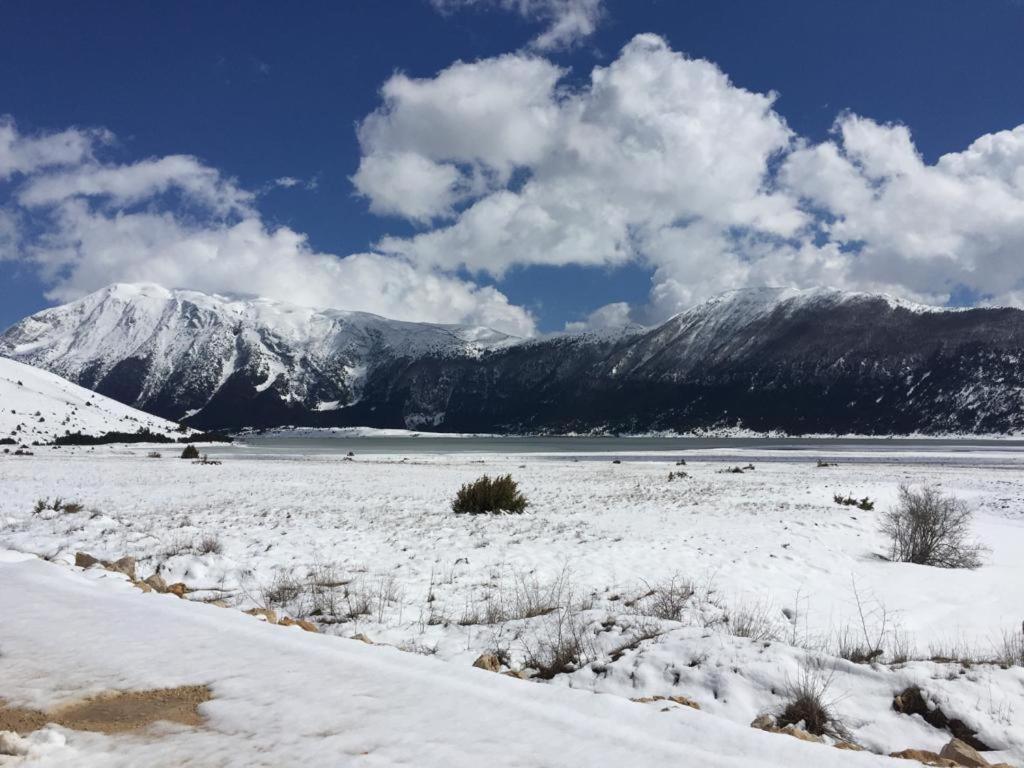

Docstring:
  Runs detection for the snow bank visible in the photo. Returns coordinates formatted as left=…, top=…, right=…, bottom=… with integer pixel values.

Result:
left=0, top=555, right=896, bottom=767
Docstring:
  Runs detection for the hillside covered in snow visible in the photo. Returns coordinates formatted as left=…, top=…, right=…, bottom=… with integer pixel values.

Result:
left=4, top=283, right=1024, bottom=435
left=0, top=356, right=182, bottom=447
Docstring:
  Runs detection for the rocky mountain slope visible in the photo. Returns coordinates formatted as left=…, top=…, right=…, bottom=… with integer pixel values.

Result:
left=0, top=283, right=516, bottom=430
left=4, top=284, right=1024, bottom=435
left=0, top=355, right=183, bottom=446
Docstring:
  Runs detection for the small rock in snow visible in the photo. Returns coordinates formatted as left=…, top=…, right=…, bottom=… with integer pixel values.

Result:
left=167, top=583, right=188, bottom=598
left=939, top=738, right=992, bottom=768
left=143, top=574, right=168, bottom=592
left=245, top=607, right=277, bottom=624
left=74, top=552, right=100, bottom=569
left=889, top=748, right=959, bottom=766
left=106, top=556, right=137, bottom=581
left=472, top=653, right=501, bottom=673
left=279, top=617, right=318, bottom=632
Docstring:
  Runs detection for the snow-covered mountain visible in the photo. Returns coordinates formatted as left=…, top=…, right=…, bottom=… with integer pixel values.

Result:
left=0, top=283, right=516, bottom=427
left=4, top=283, right=1024, bottom=434
left=0, top=355, right=182, bottom=446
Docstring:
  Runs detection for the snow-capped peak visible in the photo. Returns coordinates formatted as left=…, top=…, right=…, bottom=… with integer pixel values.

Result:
left=0, top=283, right=521, bottom=423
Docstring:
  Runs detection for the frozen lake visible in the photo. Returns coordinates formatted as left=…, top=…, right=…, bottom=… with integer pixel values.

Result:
left=209, top=433, right=1024, bottom=467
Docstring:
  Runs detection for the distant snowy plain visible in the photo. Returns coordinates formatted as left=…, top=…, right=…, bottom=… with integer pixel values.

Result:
left=1, top=443, right=1023, bottom=765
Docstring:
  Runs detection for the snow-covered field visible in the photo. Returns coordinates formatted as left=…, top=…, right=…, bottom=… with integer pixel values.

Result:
left=2, top=444, right=1023, bottom=765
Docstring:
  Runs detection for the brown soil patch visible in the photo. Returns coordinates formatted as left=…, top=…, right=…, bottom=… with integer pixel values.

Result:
left=0, top=702, right=48, bottom=733
left=0, top=685, right=212, bottom=735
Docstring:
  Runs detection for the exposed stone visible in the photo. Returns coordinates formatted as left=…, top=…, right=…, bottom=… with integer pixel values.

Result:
left=833, top=741, right=864, bottom=751
left=166, top=583, right=188, bottom=598
left=666, top=695, right=700, bottom=710
left=893, top=687, right=991, bottom=752
left=74, top=552, right=99, bottom=569
left=351, top=633, right=373, bottom=644
left=778, top=725, right=825, bottom=744
left=894, top=687, right=929, bottom=716
left=631, top=695, right=700, bottom=711
left=106, top=556, right=137, bottom=581
left=889, top=749, right=960, bottom=767
left=134, top=581, right=153, bottom=593
left=472, top=653, right=501, bottom=673
left=939, top=738, right=991, bottom=768
left=750, top=715, right=833, bottom=746
left=143, top=574, right=168, bottom=593
left=278, top=617, right=318, bottom=632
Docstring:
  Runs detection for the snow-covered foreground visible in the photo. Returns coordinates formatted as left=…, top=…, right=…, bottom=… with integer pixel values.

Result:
left=1, top=446, right=1023, bottom=765
left=0, top=356, right=182, bottom=446
left=0, top=552, right=907, bottom=768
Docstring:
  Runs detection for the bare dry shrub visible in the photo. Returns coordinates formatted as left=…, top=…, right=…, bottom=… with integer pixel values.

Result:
left=833, top=580, right=888, bottom=663
left=777, top=664, right=848, bottom=739
left=887, top=630, right=916, bottom=665
left=341, top=584, right=373, bottom=620
left=262, top=571, right=305, bottom=610
left=462, top=568, right=582, bottom=625
left=833, top=626, right=884, bottom=664
left=636, top=576, right=695, bottom=622
left=880, top=485, right=988, bottom=568
left=926, top=634, right=994, bottom=665
left=457, top=594, right=506, bottom=626
left=522, top=605, right=594, bottom=679
left=728, top=599, right=781, bottom=642
left=307, top=563, right=347, bottom=617
left=371, top=573, right=401, bottom=622
left=996, top=625, right=1024, bottom=667
left=196, top=535, right=223, bottom=555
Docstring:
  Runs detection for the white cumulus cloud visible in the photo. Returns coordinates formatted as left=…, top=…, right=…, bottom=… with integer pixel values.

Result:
left=0, top=117, right=110, bottom=180
left=782, top=116, right=1024, bottom=305
left=352, top=54, right=563, bottom=222
left=369, top=34, right=803, bottom=314
left=0, top=118, right=536, bottom=337
left=356, top=34, right=1024, bottom=322
left=431, top=0, right=604, bottom=50
left=563, top=301, right=632, bottom=333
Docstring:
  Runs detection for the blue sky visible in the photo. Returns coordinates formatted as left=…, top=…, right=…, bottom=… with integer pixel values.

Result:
left=2, top=0, right=1024, bottom=334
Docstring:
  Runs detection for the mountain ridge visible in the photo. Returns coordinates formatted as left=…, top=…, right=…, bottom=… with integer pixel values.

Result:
left=3, top=283, right=1024, bottom=435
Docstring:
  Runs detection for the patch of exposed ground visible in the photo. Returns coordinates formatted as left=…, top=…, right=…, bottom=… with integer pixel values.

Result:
left=0, top=685, right=211, bottom=735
